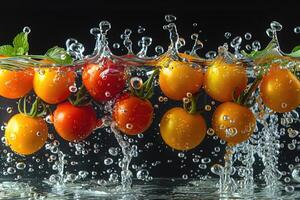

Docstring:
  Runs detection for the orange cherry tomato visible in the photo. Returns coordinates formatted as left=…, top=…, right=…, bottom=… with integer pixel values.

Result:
left=53, top=102, right=97, bottom=142
left=160, top=107, right=206, bottom=151
left=212, top=102, right=256, bottom=146
left=260, top=64, right=300, bottom=113
left=0, top=56, right=33, bottom=99
left=33, top=61, right=76, bottom=104
left=204, top=56, right=248, bottom=102
left=113, top=94, right=154, bottom=135
left=5, top=114, right=48, bottom=155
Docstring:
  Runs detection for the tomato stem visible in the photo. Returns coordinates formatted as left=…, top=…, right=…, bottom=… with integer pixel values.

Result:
left=69, top=85, right=91, bottom=106
left=183, top=94, right=199, bottom=114
left=131, top=68, right=159, bottom=99
left=18, top=96, right=47, bottom=118
left=237, top=73, right=263, bottom=106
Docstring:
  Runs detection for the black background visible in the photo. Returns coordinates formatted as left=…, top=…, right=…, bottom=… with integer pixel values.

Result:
left=0, top=0, right=299, bottom=179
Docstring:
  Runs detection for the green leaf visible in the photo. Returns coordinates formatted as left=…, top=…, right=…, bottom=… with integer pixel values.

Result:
left=0, top=45, right=15, bottom=56
left=45, top=46, right=73, bottom=65
left=243, top=38, right=278, bottom=60
left=292, top=45, right=300, bottom=53
left=13, top=32, right=29, bottom=55
left=287, top=45, right=300, bottom=58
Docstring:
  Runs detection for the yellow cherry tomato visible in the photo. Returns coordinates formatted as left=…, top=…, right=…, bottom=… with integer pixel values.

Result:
left=5, top=114, right=48, bottom=155
left=212, top=102, right=256, bottom=146
left=160, top=107, right=207, bottom=151
left=260, top=64, right=300, bottom=113
left=159, top=60, right=203, bottom=100
left=33, top=62, right=76, bottom=104
left=204, top=56, right=248, bottom=102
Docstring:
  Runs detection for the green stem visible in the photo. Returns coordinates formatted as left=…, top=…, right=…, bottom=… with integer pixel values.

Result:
left=183, top=94, right=198, bottom=114
left=69, top=85, right=91, bottom=106
left=18, top=96, right=47, bottom=118
left=239, top=74, right=263, bottom=106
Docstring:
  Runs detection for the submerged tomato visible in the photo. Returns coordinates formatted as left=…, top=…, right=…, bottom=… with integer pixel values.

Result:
left=113, top=94, right=153, bottom=135
left=5, top=114, right=48, bottom=155
left=82, top=61, right=126, bottom=102
left=0, top=68, right=33, bottom=99
left=159, top=60, right=203, bottom=101
left=53, top=102, right=97, bottom=142
left=204, top=56, right=248, bottom=102
left=212, top=102, right=256, bottom=146
left=160, top=107, right=207, bottom=151
left=33, top=60, right=76, bottom=104
left=260, top=65, right=300, bottom=113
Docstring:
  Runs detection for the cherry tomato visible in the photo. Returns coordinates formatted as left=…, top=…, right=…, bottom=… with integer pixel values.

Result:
left=0, top=56, right=33, bottom=99
left=5, top=114, right=48, bottom=155
left=113, top=94, right=153, bottom=135
left=260, top=65, right=300, bottom=113
left=204, top=56, right=248, bottom=102
left=159, top=60, right=203, bottom=101
left=53, top=102, right=97, bottom=142
left=33, top=60, right=76, bottom=104
left=82, top=60, right=126, bottom=102
left=160, top=107, right=207, bottom=151
left=212, top=102, right=256, bottom=146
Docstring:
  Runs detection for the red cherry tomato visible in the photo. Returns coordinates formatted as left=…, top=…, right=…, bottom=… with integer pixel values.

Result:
left=112, top=94, right=154, bottom=135
left=82, top=59, right=126, bottom=102
left=53, top=102, right=97, bottom=142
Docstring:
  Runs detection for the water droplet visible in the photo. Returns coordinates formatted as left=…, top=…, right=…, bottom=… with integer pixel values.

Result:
left=105, top=91, right=111, bottom=97
left=193, top=23, right=198, bottom=27
left=137, top=169, right=149, bottom=180
left=165, top=14, right=177, bottom=22
left=205, top=51, right=217, bottom=59
left=137, top=26, right=146, bottom=34
left=23, top=26, right=31, bottom=34
left=270, top=21, right=282, bottom=31
left=230, top=36, right=242, bottom=48
left=155, top=45, right=164, bottom=55
left=211, top=164, right=224, bottom=176
left=69, top=85, right=77, bottom=93
left=108, top=147, right=118, bottom=156
left=7, top=167, right=16, bottom=174
left=224, top=32, right=231, bottom=39
left=285, top=185, right=294, bottom=193
left=292, top=165, right=300, bottom=182
left=6, top=107, right=13, bottom=113
left=266, top=28, right=275, bottom=38
left=113, top=43, right=120, bottom=49
left=126, top=123, right=133, bottom=130
left=252, top=41, right=261, bottom=51
left=244, top=33, right=252, bottom=40
left=99, top=21, right=111, bottom=34
left=130, top=77, right=143, bottom=90
left=294, top=26, right=300, bottom=34
left=182, top=174, right=188, bottom=180
left=16, top=162, right=26, bottom=170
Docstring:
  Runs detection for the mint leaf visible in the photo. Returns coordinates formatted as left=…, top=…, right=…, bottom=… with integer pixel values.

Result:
left=0, top=45, right=14, bottom=56
left=292, top=45, right=300, bottom=53
left=286, top=45, right=300, bottom=58
left=45, top=46, right=73, bottom=65
left=13, top=32, right=29, bottom=55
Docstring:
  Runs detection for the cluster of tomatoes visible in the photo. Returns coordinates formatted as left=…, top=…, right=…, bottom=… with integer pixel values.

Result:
left=1, top=47, right=300, bottom=156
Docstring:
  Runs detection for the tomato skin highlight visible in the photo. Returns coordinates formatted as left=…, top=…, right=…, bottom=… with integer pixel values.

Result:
left=203, top=57, right=248, bottom=102
left=0, top=69, right=34, bottom=99
left=33, top=61, right=76, bottom=104
left=5, top=114, right=48, bottom=155
left=113, top=94, right=154, bottom=135
left=53, top=102, right=97, bottom=142
left=82, top=62, right=126, bottom=102
left=160, top=107, right=207, bottom=151
left=260, top=65, right=300, bottom=113
left=212, top=102, right=256, bottom=146
left=159, top=60, right=203, bottom=101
